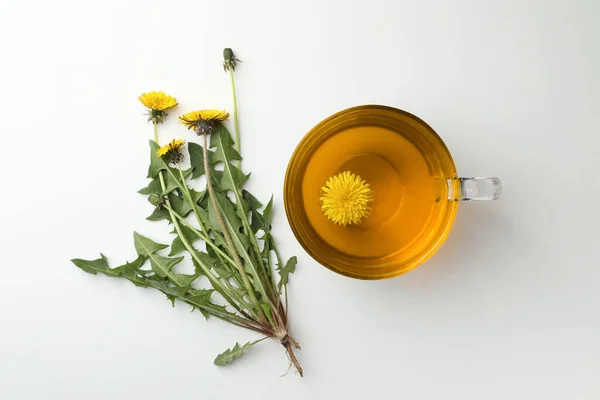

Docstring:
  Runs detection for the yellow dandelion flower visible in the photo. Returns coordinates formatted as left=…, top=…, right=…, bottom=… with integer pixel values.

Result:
left=139, top=91, right=178, bottom=111
left=179, top=109, right=230, bottom=135
left=320, top=171, right=374, bottom=227
left=157, top=139, right=186, bottom=163
left=139, top=91, right=178, bottom=124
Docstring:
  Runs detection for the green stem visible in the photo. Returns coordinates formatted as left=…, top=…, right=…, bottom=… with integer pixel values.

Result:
left=172, top=165, right=242, bottom=288
left=249, top=229, right=274, bottom=293
left=272, top=244, right=286, bottom=296
left=284, top=286, right=289, bottom=329
left=173, top=160, right=244, bottom=290
left=203, top=134, right=267, bottom=323
left=164, top=204, right=248, bottom=294
left=214, top=132, right=273, bottom=308
left=156, top=171, right=251, bottom=319
left=153, top=123, right=159, bottom=144
left=165, top=207, right=235, bottom=266
left=262, top=234, right=278, bottom=303
left=229, top=68, right=241, bottom=168
left=181, top=295, right=263, bottom=331
left=233, top=194, right=274, bottom=303
left=150, top=124, right=263, bottom=328
left=176, top=164, right=209, bottom=234
left=163, top=204, right=258, bottom=319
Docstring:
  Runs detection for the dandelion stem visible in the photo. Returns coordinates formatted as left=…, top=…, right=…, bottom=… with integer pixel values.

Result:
left=153, top=123, right=159, bottom=144
left=165, top=205, right=236, bottom=266
left=176, top=164, right=209, bottom=234
left=151, top=124, right=251, bottom=321
left=203, top=133, right=266, bottom=323
left=158, top=173, right=228, bottom=296
left=162, top=203, right=258, bottom=320
left=229, top=69, right=241, bottom=168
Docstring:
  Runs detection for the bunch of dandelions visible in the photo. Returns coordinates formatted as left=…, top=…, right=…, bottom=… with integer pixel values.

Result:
left=72, top=48, right=302, bottom=376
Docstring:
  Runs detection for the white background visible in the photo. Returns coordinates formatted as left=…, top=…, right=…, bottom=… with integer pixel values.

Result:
left=1, top=0, right=599, bottom=398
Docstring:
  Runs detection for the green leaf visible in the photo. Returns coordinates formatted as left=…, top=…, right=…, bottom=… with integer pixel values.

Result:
left=210, top=170, right=224, bottom=191
left=188, top=187, right=207, bottom=203
left=169, top=225, right=201, bottom=256
left=181, top=189, right=207, bottom=217
left=260, top=302, right=273, bottom=323
left=72, top=254, right=149, bottom=287
left=147, top=141, right=168, bottom=178
left=138, top=177, right=162, bottom=195
left=277, top=256, right=297, bottom=292
left=72, top=253, right=120, bottom=277
left=146, top=207, right=170, bottom=222
left=162, top=167, right=192, bottom=195
left=250, top=215, right=263, bottom=234
left=208, top=192, right=243, bottom=234
left=191, top=249, right=217, bottom=274
left=213, top=266, right=235, bottom=279
left=146, top=278, right=188, bottom=307
left=197, top=309, right=211, bottom=319
left=211, top=126, right=249, bottom=191
left=171, top=273, right=198, bottom=288
left=134, top=232, right=168, bottom=257
left=243, top=191, right=272, bottom=234
left=149, top=254, right=184, bottom=279
left=231, top=286, right=248, bottom=300
left=207, top=191, right=268, bottom=300
left=146, top=193, right=182, bottom=222
left=120, top=256, right=149, bottom=287
left=185, top=289, right=230, bottom=320
left=219, top=163, right=250, bottom=192
left=201, top=306, right=233, bottom=319
left=210, top=230, right=227, bottom=250
left=197, top=206, right=210, bottom=225
left=242, top=190, right=263, bottom=211
left=188, top=142, right=216, bottom=179
left=214, top=340, right=261, bottom=366
left=168, top=239, right=186, bottom=257
left=208, top=194, right=251, bottom=253
left=235, top=197, right=255, bottom=231
left=242, top=193, right=276, bottom=279
left=168, top=193, right=184, bottom=214
left=263, top=196, right=274, bottom=226
left=209, top=124, right=242, bottom=162
left=167, top=189, right=206, bottom=219
left=206, top=231, right=228, bottom=260
left=186, top=289, right=214, bottom=306
left=134, top=233, right=194, bottom=289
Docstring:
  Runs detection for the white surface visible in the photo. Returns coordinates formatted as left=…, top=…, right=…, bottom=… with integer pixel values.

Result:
left=1, top=0, right=599, bottom=398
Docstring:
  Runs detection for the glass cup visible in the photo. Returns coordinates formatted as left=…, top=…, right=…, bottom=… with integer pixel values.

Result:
left=284, top=105, right=501, bottom=279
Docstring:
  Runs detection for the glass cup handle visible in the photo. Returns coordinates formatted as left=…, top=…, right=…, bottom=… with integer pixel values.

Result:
left=449, top=177, right=502, bottom=201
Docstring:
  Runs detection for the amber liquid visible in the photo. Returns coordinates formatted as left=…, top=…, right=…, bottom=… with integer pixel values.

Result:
left=302, top=125, right=441, bottom=260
